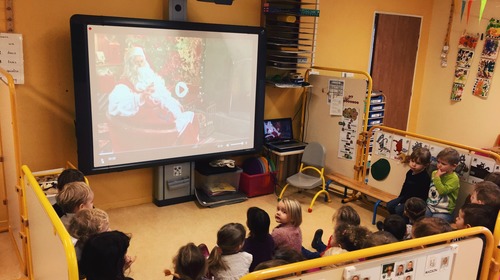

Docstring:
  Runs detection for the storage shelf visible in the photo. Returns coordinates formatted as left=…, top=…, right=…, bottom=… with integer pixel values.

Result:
left=262, top=0, right=319, bottom=87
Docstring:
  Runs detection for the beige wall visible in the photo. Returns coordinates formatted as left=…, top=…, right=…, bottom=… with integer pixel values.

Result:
left=13, top=0, right=262, bottom=209
left=417, top=1, right=500, bottom=148
left=313, top=1, right=434, bottom=132
left=9, top=0, right=496, bottom=210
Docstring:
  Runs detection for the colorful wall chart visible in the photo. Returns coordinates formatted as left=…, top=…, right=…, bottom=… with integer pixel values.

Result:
left=472, top=18, right=500, bottom=98
left=450, top=33, right=478, bottom=101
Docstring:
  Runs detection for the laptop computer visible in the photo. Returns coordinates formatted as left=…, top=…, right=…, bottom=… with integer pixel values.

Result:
left=264, top=118, right=307, bottom=152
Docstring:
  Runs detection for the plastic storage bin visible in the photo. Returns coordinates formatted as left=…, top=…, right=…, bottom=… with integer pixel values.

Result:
left=195, top=164, right=243, bottom=196
left=239, top=172, right=276, bottom=197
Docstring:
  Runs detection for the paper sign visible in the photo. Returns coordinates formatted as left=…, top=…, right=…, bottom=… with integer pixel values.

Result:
left=0, top=33, right=24, bottom=84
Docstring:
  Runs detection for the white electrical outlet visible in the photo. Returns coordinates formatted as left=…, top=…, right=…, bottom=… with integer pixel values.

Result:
left=173, top=165, right=182, bottom=176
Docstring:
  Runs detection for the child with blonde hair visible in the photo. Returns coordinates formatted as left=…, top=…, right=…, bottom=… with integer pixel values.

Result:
left=272, top=198, right=303, bottom=253
left=56, top=181, right=94, bottom=229
left=52, top=168, right=86, bottom=218
left=207, top=223, right=252, bottom=280
left=68, top=208, right=109, bottom=260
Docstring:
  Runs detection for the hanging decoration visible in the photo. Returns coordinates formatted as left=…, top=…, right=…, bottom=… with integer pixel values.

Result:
left=472, top=18, right=500, bottom=98
left=466, top=0, right=473, bottom=24
left=460, top=0, right=466, bottom=22
left=450, top=33, right=479, bottom=101
left=441, top=0, right=455, bottom=67
left=479, top=0, right=488, bottom=23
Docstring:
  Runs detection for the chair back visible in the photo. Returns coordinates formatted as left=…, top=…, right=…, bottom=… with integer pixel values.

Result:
left=301, top=142, right=326, bottom=168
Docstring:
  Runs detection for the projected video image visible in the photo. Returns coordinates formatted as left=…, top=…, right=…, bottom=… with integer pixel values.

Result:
left=87, top=26, right=258, bottom=167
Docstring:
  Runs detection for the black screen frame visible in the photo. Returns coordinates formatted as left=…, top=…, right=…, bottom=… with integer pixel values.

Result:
left=70, top=14, right=266, bottom=174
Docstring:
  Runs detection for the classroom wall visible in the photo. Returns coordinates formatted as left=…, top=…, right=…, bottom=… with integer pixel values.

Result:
left=312, top=1, right=434, bottom=133
left=417, top=1, right=500, bottom=148
left=9, top=0, right=496, bottom=210
left=12, top=0, right=262, bottom=209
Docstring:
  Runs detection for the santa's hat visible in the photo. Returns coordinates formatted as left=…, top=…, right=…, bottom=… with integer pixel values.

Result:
left=126, top=47, right=146, bottom=61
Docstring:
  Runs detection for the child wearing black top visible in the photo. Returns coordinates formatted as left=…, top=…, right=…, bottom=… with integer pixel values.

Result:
left=386, top=147, right=431, bottom=218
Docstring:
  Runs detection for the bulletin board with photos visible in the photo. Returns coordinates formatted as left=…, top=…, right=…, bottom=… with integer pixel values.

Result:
left=245, top=236, right=485, bottom=280
left=341, top=243, right=459, bottom=280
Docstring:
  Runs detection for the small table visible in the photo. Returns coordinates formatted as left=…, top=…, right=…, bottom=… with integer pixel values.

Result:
left=264, top=147, right=304, bottom=182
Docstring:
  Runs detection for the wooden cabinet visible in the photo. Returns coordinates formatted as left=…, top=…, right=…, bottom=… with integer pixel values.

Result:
left=261, top=0, right=319, bottom=87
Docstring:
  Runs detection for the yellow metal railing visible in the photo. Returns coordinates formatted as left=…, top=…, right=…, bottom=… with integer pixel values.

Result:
left=242, top=226, right=494, bottom=280
left=22, top=165, right=79, bottom=280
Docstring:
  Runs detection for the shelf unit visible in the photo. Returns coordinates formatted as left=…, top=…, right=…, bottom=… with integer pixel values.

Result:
left=261, top=0, right=319, bottom=87
left=367, top=90, right=386, bottom=154
left=367, top=90, right=385, bottom=131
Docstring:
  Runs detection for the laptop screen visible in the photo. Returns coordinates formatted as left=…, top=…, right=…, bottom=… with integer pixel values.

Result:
left=264, top=118, right=293, bottom=142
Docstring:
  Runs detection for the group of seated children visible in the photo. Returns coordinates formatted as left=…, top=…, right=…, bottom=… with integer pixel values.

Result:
left=52, top=145, right=499, bottom=280
left=51, top=168, right=134, bottom=280
left=163, top=146, right=499, bottom=280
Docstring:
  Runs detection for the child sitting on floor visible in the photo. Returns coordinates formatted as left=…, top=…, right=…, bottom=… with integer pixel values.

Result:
left=469, top=181, right=500, bottom=211
left=56, top=181, right=94, bottom=229
left=426, top=147, right=460, bottom=223
left=242, top=207, right=274, bottom=272
left=68, top=208, right=110, bottom=260
left=52, top=168, right=86, bottom=218
left=455, top=203, right=496, bottom=232
left=80, top=230, right=135, bottom=280
left=377, top=214, right=407, bottom=241
left=484, top=171, right=500, bottom=187
left=303, top=205, right=360, bottom=259
left=208, top=223, right=252, bottom=279
left=272, top=198, right=303, bottom=253
left=411, top=217, right=453, bottom=239
left=165, top=242, right=208, bottom=280
left=403, top=197, right=427, bottom=239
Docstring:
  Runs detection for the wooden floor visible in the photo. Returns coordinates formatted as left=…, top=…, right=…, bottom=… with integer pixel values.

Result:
left=0, top=188, right=384, bottom=280
left=0, top=230, right=24, bottom=280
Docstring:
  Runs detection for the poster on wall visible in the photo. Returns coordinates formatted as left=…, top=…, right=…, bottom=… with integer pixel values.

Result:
left=450, top=33, right=478, bottom=101
left=390, top=135, right=411, bottom=160
left=338, top=107, right=359, bottom=160
left=455, top=152, right=472, bottom=182
left=329, top=79, right=345, bottom=116
left=472, top=18, right=500, bottom=98
left=374, top=131, right=393, bottom=157
left=0, top=33, right=24, bottom=84
left=468, top=155, right=496, bottom=183
left=409, top=139, right=430, bottom=153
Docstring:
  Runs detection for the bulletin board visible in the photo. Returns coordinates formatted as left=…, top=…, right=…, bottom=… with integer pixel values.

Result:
left=304, top=74, right=368, bottom=178
left=368, top=128, right=500, bottom=213
left=241, top=236, right=485, bottom=280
